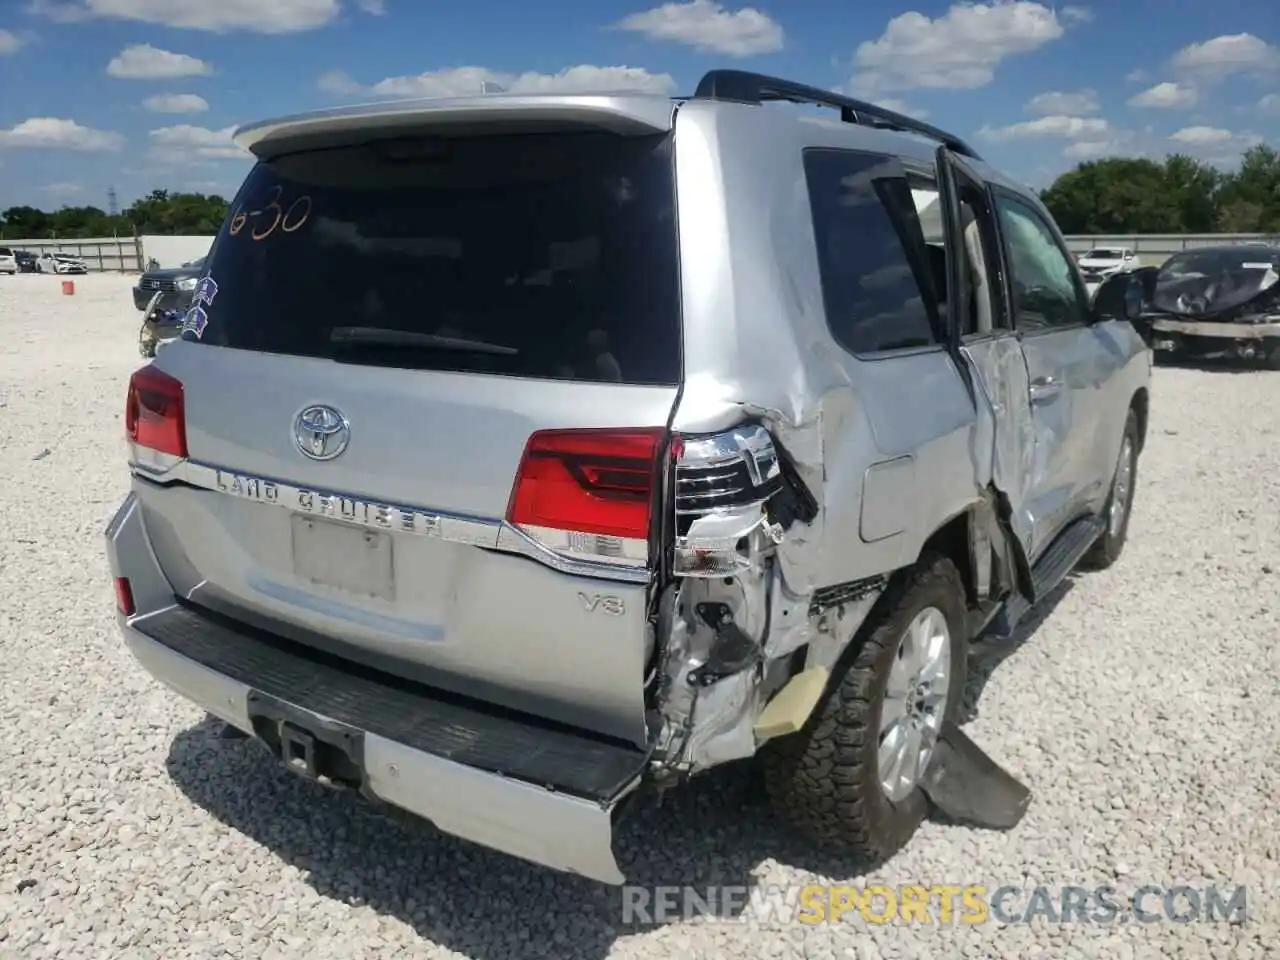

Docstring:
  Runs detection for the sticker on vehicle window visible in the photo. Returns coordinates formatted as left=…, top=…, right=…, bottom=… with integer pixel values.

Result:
left=1241, top=262, right=1273, bottom=270
left=193, top=275, right=218, bottom=307
left=181, top=305, right=209, bottom=340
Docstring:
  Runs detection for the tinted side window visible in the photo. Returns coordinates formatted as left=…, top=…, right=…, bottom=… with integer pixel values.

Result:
left=194, top=131, right=682, bottom=386
left=803, top=149, right=940, bottom=355
left=995, top=195, right=1085, bottom=331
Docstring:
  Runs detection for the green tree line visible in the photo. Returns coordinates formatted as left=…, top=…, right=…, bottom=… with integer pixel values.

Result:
left=3, top=145, right=1278, bottom=240
left=0, top=189, right=230, bottom=240
left=1040, top=144, right=1280, bottom=235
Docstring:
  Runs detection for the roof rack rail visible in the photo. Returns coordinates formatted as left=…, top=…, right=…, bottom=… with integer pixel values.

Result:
left=691, top=69, right=982, bottom=161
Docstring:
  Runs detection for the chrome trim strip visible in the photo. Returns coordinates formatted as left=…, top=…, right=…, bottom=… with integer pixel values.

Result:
left=129, top=459, right=651, bottom=583
left=496, top=523, right=650, bottom=584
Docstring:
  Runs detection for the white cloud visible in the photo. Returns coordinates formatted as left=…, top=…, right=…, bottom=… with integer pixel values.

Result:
left=1063, top=139, right=1115, bottom=160
left=1060, top=5, right=1093, bottom=23
left=851, top=2, right=1079, bottom=93
left=0, top=117, right=124, bottom=151
left=978, top=115, right=1110, bottom=141
left=1127, top=81, right=1197, bottom=109
left=40, top=182, right=83, bottom=195
left=31, top=0, right=340, bottom=33
left=0, top=28, right=23, bottom=54
left=1260, top=93, right=1280, bottom=115
left=1026, top=89, right=1099, bottom=115
left=1171, top=33, right=1280, bottom=79
left=1125, top=68, right=1147, bottom=83
left=1169, top=125, right=1237, bottom=145
left=354, top=0, right=385, bottom=12
left=149, top=124, right=249, bottom=162
left=143, top=93, right=210, bottom=113
left=877, top=98, right=930, bottom=120
left=317, top=69, right=362, bottom=95
left=107, top=43, right=212, bottom=79
left=613, top=1, right=783, bottom=56
left=319, top=64, right=678, bottom=98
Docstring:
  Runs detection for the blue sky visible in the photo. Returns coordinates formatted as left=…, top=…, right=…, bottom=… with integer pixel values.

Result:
left=0, top=0, right=1277, bottom=211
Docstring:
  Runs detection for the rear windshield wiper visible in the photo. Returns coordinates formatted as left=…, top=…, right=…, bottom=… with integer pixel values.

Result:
left=329, top=326, right=519, bottom=356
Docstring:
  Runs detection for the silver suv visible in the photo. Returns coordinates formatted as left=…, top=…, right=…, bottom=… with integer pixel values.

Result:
left=106, top=70, right=1152, bottom=884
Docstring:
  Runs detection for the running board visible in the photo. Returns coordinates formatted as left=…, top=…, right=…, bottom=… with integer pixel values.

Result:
left=981, top=516, right=1104, bottom=642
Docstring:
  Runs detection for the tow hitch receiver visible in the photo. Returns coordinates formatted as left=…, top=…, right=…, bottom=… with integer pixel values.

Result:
left=280, top=723, right=319, bottom=778
left=247, top=690, right=366, bottom=791
left=919, top=721, right=1031, bottom=830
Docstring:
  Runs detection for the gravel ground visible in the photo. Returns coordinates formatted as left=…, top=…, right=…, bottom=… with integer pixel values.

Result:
left=1, top=272, right=1277, bottom=959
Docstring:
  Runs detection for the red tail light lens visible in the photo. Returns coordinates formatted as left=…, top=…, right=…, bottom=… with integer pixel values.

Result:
left=113, top=577, right=135, bottom=616
left=125, top=366, right=187, bottom=458
left=507, top=427, right=667, bottom=541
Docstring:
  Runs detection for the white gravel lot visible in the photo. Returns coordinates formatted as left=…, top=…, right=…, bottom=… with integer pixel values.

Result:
left=1, top=272, right=1277, bottom=959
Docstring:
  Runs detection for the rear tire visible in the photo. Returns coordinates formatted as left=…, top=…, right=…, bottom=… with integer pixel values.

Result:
left=1081, top=408, right=1138, bottom=570
left=761, top=554, right=968, bottom=865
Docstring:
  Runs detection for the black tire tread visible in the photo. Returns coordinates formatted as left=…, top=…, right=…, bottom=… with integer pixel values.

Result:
left=1081, top=406, right=1139, bottom=571
left=761, top=553, right=966, bottom=865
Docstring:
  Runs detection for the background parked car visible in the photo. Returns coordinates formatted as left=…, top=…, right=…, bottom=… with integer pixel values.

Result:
left=14, top=249, right=39, bottom=273
left=1076, top=246, right=1139, bottom=285
left=132, top=255, right=207, bottom=313
left=1133, top=244, right=1280, bottom=366
left=36, top=252, right=88, bottom=275
left=0, top=247, right=16, bottom=274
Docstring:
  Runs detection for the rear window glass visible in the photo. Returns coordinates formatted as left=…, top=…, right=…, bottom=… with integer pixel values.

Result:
left=802, top=148, right=941, bottom=355
left=1160, top=248, right=1280, bottom=279
left=191, top=131, right=682, bottom=385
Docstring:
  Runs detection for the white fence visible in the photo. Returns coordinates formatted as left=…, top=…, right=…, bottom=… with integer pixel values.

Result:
left=1062, top=233, right=1278, bottom=266
left=3, top=232, right=1274, bottom=273
left=0, top=234, right=214, bottom=272
left=1, top=236, right=144, bottom=272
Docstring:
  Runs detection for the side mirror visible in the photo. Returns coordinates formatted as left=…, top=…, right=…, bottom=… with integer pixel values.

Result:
left=1091, top=266, right=1158, bottom=323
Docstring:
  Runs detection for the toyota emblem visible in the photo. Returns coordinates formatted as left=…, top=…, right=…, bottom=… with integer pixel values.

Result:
left=294, top=404, right=350, bottom=461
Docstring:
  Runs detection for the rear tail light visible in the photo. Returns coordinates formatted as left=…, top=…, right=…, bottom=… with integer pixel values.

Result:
left=506, top=427, right=668, bottom=568
left=125, top=365, right=187, bottom=458
left=113, top=577, right=135, bottom=616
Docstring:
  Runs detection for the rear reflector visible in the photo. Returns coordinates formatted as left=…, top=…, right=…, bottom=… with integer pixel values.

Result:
left=113, top=577, right=135, bottom=616
left=125, top=365, right=187, bottom=458
left=507, top=427, right=667, bottom=542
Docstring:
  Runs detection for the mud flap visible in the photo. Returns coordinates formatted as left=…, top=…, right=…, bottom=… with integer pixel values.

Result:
left=919, top=720, right=1030, bottom=830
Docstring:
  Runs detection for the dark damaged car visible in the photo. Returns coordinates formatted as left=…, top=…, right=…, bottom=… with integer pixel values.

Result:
left=1134, top=244, right=1280, bottom=367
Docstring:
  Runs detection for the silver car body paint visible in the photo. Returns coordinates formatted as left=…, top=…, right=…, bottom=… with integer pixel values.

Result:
left=106, top=89, right=1151, bottom=884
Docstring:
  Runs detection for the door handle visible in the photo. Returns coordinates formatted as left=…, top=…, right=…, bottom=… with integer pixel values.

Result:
left=1029, top=376, right=1061, bottom=403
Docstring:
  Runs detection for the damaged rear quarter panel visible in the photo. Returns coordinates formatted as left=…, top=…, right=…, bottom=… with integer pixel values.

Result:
left=670, top=102, right=982, bottom=588
left=656, top=104, right=988, bottom=772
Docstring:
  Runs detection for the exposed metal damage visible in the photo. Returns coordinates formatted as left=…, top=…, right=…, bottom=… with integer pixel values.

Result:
left=645, top=404, right=1034, bottom=833
left=648, top=415, right=886, bottom=777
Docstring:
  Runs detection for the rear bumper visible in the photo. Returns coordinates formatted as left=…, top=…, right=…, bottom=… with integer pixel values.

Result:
left=106, top=493, right=644, bottom=884
left=1149, top=318, right=1280, bottom=340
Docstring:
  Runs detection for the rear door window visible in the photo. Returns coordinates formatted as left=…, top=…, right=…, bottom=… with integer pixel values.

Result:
left=193, top=131, right=682, bottom=386
left=802, top=149, right=943, bottom=355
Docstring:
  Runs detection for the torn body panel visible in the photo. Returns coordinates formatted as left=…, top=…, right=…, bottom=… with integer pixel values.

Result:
left=959, top=336, right=1036, bottom=559
left=650, top=422, right=849, bottom=775
left=651, top=105, right=1037, bottom=777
